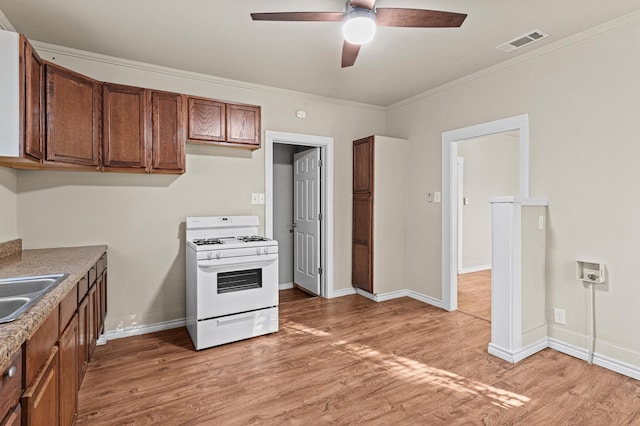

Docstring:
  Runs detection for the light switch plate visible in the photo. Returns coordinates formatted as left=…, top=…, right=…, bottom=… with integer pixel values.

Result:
left=434, top=191, right=441, bottom=203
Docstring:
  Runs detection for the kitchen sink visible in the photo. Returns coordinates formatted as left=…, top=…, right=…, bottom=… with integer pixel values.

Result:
left=0, top=273, right=69, bottom=324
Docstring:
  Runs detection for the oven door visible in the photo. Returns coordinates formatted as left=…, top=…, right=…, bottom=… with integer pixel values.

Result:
left=196, top=253, right=278, bottom=318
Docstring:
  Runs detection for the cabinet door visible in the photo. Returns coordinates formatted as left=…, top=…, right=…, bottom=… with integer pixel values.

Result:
left=59, top=314, right=78, bottom=426
left=187, top=97, right=225, bottom=142
left=88, top=286, right=96, bottom=359
left=45, top=63, right=100, bottom=166
left=352, top=195, right=373, bottom=292
left=22, top=36, right=44, bottom=161
left=226, top=103, right=260, bottom=147
left=150, top=91, right=185, bottom=173
left=2, top=403, right=21, bottom=426
left=102, top=84, right=148, bottom=170
left=77, top=296, right=88, bottom=387
left=22, top=347, right=59, bottom=426
left=353, top=136, right=374, bottom=194
left=99, top=270, right=107, bottom=333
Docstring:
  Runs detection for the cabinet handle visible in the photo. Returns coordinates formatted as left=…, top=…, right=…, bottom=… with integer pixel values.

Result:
left=5, top=365, right=16, bottom=378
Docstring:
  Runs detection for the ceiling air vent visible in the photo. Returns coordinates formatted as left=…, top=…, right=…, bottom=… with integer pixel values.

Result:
left=497, top=30, right=549, bottom=53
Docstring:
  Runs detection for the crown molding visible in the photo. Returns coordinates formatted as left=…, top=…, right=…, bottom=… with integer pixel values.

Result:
left=388, top=9, right=640, bottom=111
left=30, top=40, right=386, bottom=112
left=0, top=7, right=16, bottom=31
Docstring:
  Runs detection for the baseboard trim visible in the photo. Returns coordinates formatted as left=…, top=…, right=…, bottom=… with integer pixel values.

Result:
left=328, top=287, right=356, bottom=298
left=488, top=338, right=548, bottom=363
left=279, top=282, right=294, bottom=290
left=458, top=264, right=492, bottom=274
left=406, top=290, right=446, bottom=310
left=354, top=288, right=446, bottom=310
left=548, top=338, right=640, bottom=380
left=103, top=318, right=186, bottom=342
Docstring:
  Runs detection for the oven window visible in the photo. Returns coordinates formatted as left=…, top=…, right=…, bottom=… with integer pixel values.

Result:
left=217, top=269, right=263, bottom=294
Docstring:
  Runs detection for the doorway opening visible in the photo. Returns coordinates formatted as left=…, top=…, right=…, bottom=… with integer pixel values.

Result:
left=456, top=132, right=520, bottom=323
left=441, top=114, right=530, bottom=314
left=265, top=131, right=334, bottom=299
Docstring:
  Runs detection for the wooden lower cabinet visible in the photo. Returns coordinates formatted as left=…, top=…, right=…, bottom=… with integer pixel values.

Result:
left=2, top=404, right=21, bottom=426
left=59, top=314, right=78, bottom=426
left=22, top=347, right=59, bottom=426
left=88, top=285, right=97, bottom=359
left=77, top=296, right=89, bottom=386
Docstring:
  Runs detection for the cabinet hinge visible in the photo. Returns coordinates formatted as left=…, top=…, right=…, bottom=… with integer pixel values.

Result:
left=318, top=159, right=323, bottom=167
left=318, top=267, right=323, bottom=275
left=318, top=212, right=323, bottom=221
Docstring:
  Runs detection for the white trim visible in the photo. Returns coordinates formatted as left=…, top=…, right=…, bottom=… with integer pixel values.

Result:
left=278, top=282, right=294, bottom=290
left=442, top=114, right=530, bottom=312
left=593, top=353, right=640, bottom=381
left=30, top=41, right=384, bottom=112
left=0, top=7, right=16, bottom=31
left=102, top=318, right=186, bottom=342
left=265, top=131, right=334, bottom=299
left=354, top=288, right=445, bottom=310
left=548, top=338, right=640, bottom=380
left=406, top=290, right=446, bottom=310
left=458, top=264, right=492, bottom=274
left=388, top=10, right=640, bottom=111
left=328, top=287, right=357, bottom=298
left=488, top=338, right=549, bottom=363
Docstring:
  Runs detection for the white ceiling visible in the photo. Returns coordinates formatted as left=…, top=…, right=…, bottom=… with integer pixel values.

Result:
left=1, top=0, right=638, bottom=106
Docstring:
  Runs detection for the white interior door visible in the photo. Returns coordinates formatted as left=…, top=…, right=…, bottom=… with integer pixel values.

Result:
left=293, top=148, right=321, bottom=295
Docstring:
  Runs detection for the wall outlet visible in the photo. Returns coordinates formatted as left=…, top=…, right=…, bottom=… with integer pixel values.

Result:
left=538, top=215, right=545, bottom=230
left=433, top=191, right=441, bottom=203
left=251, top=193, right=265, bottom=205
left=553, top=308, right=567, bottom=325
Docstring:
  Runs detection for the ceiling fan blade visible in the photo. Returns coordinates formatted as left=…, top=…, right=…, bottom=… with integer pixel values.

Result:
left=350, top=0, right=375, bottom=10
left=341, top=41, right=360, bottom=68
left=251, top=12, right=344, bottom=22
left=375, top=8, right=467, bottom=28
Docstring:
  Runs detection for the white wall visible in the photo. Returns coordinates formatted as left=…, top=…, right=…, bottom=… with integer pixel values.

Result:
left=387, top=17, right=640, bottom=366
left=15, top=44, right=386, bottom=332
left=0, top=167, right=17, bottom=242
left=458, top=134, right=519, bottom=270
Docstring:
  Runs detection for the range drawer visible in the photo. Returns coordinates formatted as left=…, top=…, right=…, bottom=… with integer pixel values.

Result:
left=0, top=348, right=22, bottom=420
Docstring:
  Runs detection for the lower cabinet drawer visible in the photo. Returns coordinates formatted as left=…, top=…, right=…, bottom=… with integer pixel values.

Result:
left=0, top=348, right=22, bottom=423
left=22, top=346, right=59, bottom=426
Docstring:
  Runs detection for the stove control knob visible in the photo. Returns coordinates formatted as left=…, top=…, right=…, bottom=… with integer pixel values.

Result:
left=216, top=252, right=221, bottom=259
left=256, top=248, right=261, bottom=255
left=263, top=248, right=269, bottom=255
left=207, top=252, right=212, bottom=260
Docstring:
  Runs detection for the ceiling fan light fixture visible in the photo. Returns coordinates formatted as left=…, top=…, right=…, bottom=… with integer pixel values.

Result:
left=342, top=9, right=376, bottom=45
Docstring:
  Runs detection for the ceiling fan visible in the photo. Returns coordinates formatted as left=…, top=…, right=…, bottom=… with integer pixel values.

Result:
left=251, top=0, right=467, bottom=68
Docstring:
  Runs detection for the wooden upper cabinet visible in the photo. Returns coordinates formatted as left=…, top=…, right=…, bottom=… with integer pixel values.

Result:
left=102, top=83, right=148, bottom=170
left=353, top=136, right=374, bottom=194
left=227, top=103, right=260, bottom=147
left=150, top=91, right=185, bottom=173
left=45, top=63, right=100, bottom=167
left=22, top=36, right=44, bottom=161
left=187, top=97, right=225, bottom=142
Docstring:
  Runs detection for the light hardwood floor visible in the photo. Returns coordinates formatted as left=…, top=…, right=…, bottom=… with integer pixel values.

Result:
left=458, top=270, right=492, bottom=322
left=77, top=295, right=640, bottom=425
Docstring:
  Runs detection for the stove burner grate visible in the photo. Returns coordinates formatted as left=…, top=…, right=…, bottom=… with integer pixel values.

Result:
left=193, top=238, right=224, bottom=246
left=237, top=236, right=271, bottom=242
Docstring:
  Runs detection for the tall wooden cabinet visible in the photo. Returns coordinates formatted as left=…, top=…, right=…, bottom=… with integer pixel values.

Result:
left=352, top=135, right=408, bottom=295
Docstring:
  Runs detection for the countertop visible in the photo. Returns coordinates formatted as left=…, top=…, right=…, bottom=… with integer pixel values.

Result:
left=0, top=245, right=108, bottom=366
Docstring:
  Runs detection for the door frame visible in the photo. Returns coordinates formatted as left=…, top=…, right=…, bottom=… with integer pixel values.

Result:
left=441, top=114, right=530, bottom=311
left=457, top=157, right=464, bottom=273
left=265, top=130, right=334, bottom=298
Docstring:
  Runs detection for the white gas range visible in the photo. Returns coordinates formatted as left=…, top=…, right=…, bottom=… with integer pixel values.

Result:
left=185, top=216, right=278, bottom=350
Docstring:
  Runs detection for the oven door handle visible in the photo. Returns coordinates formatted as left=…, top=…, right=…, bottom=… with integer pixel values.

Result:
left=197, top=255, right=277, bottom=269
